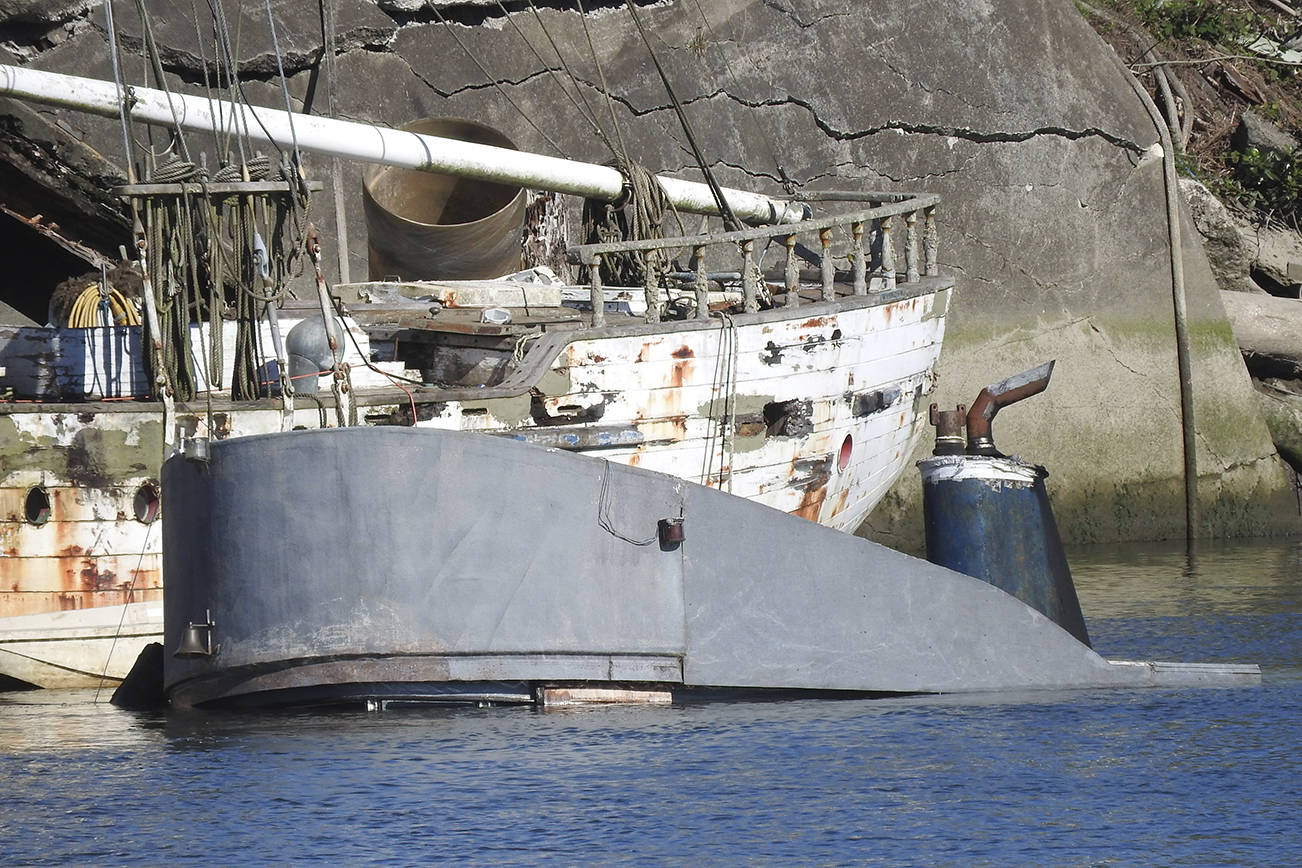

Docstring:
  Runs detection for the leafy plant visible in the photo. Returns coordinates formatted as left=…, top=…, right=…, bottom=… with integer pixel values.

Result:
left=1221, top=146, right=1302, bottom=229
left=1133, top=0, right=1254, bottom=46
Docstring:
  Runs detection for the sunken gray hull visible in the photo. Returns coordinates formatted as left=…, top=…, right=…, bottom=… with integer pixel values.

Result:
left=161, top=427, right=1257, bottom=708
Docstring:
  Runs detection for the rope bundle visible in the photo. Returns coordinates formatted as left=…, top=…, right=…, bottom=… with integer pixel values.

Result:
left=581, top=160, right=669, bottom=287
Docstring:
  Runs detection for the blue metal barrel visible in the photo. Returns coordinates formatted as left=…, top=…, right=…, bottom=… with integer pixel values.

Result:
left=920, top=454, right=1091, bottom=647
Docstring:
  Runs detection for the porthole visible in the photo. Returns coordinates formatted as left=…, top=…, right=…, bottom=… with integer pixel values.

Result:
left=838, top=434, right=853, bottom=472
left=134, top=482, right=161, bottom=524
left=24, top=487, right=51, bottom=526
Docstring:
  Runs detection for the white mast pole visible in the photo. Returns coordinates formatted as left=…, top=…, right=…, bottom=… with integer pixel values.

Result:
left=0, top=65, right=803, bottom=225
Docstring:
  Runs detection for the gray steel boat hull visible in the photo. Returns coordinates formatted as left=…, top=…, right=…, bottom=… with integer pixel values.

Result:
left=161, top=427, right=1257, bottom=708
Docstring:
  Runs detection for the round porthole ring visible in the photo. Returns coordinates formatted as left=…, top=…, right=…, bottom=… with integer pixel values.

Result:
left=24, top=486, right=51, bottom=526
left=133, top=481, right=161, bottom=525
left=838, top=434, right=854, bottom=472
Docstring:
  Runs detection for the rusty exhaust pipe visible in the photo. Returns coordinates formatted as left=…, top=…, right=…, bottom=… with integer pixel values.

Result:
left=965, top=361, right=1055, bottom=456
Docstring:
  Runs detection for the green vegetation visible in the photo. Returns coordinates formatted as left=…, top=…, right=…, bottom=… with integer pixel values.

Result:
left=1222, top=146, right=1302, bottom=229
left=1132, top=0, right=1254, bottom=46
left=1089, top=1, right=1301, bottom=227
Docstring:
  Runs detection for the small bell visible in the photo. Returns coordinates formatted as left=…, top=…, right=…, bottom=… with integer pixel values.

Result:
left=174, top=613, right=214, bottom=658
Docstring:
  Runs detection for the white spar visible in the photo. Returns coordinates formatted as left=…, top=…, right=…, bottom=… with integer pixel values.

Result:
left=0, top=64, right=803, bottom=225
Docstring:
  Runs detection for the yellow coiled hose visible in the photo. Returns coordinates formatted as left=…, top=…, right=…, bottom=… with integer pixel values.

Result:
left=66, top=283, right=142, bottom=328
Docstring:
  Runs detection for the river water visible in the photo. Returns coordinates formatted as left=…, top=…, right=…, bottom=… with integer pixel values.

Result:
left=1, top=538, right=1299, bottom=865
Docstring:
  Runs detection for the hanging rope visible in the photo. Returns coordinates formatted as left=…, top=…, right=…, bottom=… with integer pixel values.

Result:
left=134, top=162, right=307, bottom=402
left=147, top=194, right=198, bottom=401
left=698, top=312, right=738, bottom=490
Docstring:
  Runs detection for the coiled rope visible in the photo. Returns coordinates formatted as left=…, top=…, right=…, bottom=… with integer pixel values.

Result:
left=65, top=284, right=141, bottom=328
left=580, top=159, right=669, bottom=287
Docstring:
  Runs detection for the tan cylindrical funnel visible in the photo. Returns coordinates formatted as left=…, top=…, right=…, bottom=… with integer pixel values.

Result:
left=362, top=118, right=526, bottom=281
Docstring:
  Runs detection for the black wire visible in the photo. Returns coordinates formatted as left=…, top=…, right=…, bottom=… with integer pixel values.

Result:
left=427, top=1, right=567, bottom=155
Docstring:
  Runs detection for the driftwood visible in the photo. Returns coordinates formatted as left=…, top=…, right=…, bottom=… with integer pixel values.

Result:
left=1220, top=291, right=1302, bottom=379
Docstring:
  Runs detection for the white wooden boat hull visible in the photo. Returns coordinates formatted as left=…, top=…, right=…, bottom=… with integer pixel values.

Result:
left=0, top=602, right=163, bottom=688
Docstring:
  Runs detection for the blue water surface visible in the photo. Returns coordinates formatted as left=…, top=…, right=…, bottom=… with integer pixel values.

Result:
left=1, top=538, right=1299, bottom=866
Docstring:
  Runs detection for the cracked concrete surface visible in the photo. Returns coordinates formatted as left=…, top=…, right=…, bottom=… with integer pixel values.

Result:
left=2, top=0, right=1296, bottom=543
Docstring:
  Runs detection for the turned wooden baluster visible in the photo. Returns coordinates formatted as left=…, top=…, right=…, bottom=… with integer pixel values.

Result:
left=741, top=239, right=759, bottom=314
left=692, top=244, right=710, bottom=320
left=924, top=205, right=939, bottom=277
left=852, top=220, right=867, bottom=295
left=819, top=226, right=835, bottom=302
left=589, top=252, right=605, bottom=327
left=905, top=210, right=919, bottom=285
left=784, top=233, right=800, bottom=308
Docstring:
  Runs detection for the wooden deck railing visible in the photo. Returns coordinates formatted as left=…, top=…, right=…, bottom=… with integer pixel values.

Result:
left=567, top=191, right=941, bottom=325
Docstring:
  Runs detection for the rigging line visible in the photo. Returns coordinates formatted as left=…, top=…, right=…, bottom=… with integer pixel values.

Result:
left=133, top=0, right=193, bottom=164
left=103, top=0, right=138, bottom=184
left=574, top=0, right=629, bottom=162
left=623, top=0, right=741, bottom=232
left=523, top=0, right=621, bottom=161
left=204, top=0, right=288, bottom=170
left=319, top=0, right=350, bottom=283
left=699, top=308, right=728, bottom=487
left=684, top=0, right=791, bottom=193
left=721, top=312, right=738, bottom=493
left=94, top=520, right=154, bottom=703
left=496, top=1, right=606, bottom=143
left=319, top=0, right=338, bottom=118
left=190, top=0, right=224, bottom=150
left=506, top=0, right=684, bottom=242
left=229, top=0, right=254, bottom=149
left=206, top=0, right=248, bottom=163
left=265, top=0, right=302, bottom=165
left=425, top=3, right=567, bottom=156
left=223, top=0, right=290, bottom=167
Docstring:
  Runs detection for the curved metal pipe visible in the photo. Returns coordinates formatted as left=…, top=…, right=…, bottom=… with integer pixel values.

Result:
left=966, top=361, right=1055, bottom=456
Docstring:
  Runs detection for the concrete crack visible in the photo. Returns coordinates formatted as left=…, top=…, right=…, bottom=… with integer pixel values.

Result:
left=594, top=84, right=1145, bottom=156
left=1204, top=450, right=1277, bottom=476
left=381, top=0, right=663, bottom=28
left=758, top=0, right=853, bottom=29
left=92, top=24, right=396, bottom=86
left=954, top=229, right=1055, bottom=291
